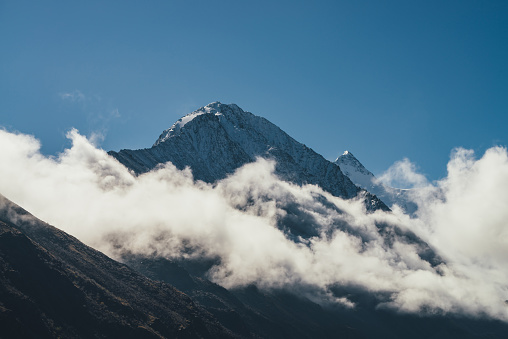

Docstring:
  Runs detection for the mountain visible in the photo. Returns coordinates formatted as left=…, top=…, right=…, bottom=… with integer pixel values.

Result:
left=2, top=101, right=508, bottom=338
left=109, top=102, right=388, bottom=211
left=0, top=194, right=363, bottom=338
left=334, top=151, right=376, bottom=191
left=2, top=193, right=507, bottom=339
left=0, top=194, right=234, bottom=339
left=335, top=151, right=417, bottom=214
left=102, top=103, right=508, bottom=338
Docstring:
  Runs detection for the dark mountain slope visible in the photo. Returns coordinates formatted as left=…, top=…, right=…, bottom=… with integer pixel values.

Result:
left=0, top=194, right=234, bottom=339
left=124, top=255, right=508, bottom=339
left=123, top=255, right=362, bottom=339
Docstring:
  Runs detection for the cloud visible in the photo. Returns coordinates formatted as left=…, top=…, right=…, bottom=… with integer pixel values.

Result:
left=377, top=157, right=429, bottom=188
left=59, top=90, right=86, bottom=102
left=409, top=147, right=508, bottom=270
left=110, top=108, right=121, bottom=119
left=87, top=108, right=121, bottom=145
left=0, top=129, right=507, bottom=321
left=58, top=90, right=120, bottom=143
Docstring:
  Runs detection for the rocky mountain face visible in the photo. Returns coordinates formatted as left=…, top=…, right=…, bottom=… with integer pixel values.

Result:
left=335, top=151, right=417, bottom=214
left=0, top=194, right=234, bottom=339
left=109, top=102, right=388, bottom=211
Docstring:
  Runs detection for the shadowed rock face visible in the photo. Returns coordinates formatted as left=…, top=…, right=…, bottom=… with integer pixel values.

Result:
left=123, top=253, right=508, bottom=339
left=122, top=254, right=363, bottom=339
left=0, top=194, right=234, bottom=339
left=109, top=102, right=388, bottom=211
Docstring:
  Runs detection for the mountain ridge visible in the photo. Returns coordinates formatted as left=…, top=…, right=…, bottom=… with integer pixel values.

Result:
left=0, top=193, right=235, bottom=338
left=335, top=151, right=418, bottom=214
left=109, top=102, right=388, bottom=211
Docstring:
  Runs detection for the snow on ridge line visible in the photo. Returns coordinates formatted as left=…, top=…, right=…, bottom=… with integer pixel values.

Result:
left=335, top=150, right=356, bottom=163
left=154, top=102, right=233, bottom=146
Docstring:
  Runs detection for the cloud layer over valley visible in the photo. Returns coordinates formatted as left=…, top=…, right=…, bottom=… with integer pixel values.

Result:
left=1, top=129, right=507, bottom=321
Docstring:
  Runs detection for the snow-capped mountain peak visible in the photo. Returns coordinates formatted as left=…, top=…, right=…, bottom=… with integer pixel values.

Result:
left=335, top=151, right=375, bottom=189
left=335, top=151, right=417, bottom=214
left=154, top=102, right=242, bottom=146
left=109, top=103, right=388, bottom=211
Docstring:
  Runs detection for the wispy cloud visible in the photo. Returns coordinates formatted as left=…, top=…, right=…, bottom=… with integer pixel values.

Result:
left=110, top=108, right=121, bottom=119
left=57, top=90, right=120, bottom=143
left=0, top=129, right=507, bottom=321
left=58, top=90, right=86, bottom=102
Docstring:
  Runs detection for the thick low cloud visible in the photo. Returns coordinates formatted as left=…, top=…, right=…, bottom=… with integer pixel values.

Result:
left=0, top=128, right=507, bottom=321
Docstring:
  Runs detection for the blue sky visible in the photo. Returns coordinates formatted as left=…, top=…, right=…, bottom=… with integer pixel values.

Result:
left=1, top=0, right=507, bottom=180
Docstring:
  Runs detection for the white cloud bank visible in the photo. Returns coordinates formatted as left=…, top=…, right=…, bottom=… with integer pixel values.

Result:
left=0, top=129, right=507, bottom=321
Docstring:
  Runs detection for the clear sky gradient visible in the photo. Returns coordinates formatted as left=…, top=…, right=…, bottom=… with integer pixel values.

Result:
left=1, top=0, right=507, bottom=181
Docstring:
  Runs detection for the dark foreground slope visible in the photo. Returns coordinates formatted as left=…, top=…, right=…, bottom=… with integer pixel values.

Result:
left=124, top=255, right=362, bottom=339
left=125, top=255, right=508, bottom=339
left=0, top=194, right=233, bottom=339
